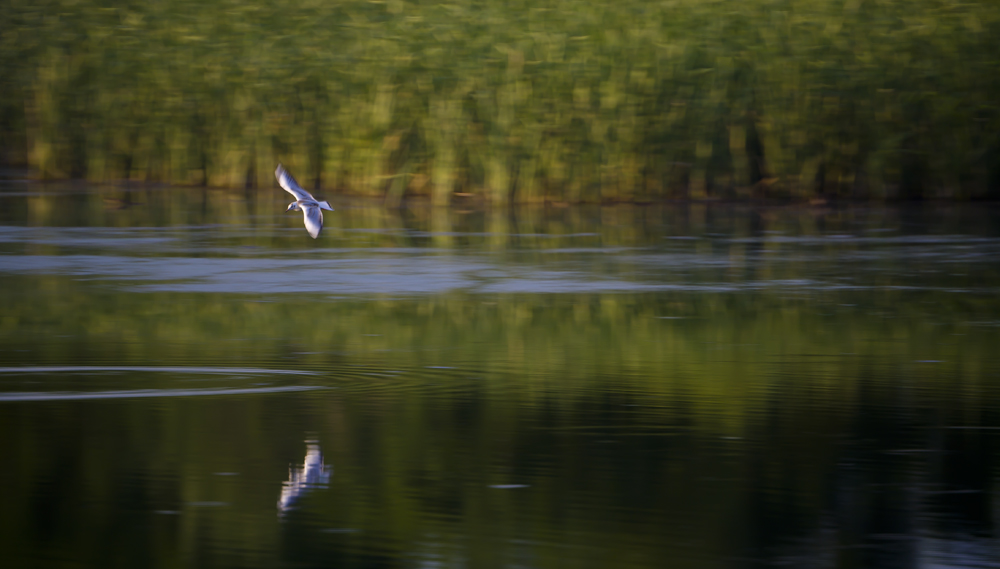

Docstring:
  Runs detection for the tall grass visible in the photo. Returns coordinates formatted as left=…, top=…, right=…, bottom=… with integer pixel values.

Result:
left=2, top=0, right=999, bottom=202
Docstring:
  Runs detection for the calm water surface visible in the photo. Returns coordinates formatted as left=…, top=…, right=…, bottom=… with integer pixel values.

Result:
left=1, top=183, right=999, bottom=568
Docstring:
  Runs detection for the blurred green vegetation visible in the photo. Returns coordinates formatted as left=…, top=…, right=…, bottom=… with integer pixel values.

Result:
left=2, top=0, right=999, bottom=201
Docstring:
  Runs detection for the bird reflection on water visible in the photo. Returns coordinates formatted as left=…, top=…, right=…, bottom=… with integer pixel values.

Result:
left=277, top=441, right=331, bottom=516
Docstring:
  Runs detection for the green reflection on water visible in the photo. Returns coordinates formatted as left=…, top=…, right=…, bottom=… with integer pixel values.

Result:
left=1, top=188, right=999, bottom=568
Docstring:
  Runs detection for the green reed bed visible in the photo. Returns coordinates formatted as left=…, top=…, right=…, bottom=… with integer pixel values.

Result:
left=2, top=0, right=999, bottom=202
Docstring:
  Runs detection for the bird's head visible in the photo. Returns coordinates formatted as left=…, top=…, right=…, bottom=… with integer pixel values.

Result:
left=285, top=202, right=300, bottom=213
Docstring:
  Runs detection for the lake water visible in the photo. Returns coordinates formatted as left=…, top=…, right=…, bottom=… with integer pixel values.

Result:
left=1, top=183, right=999, bottom=568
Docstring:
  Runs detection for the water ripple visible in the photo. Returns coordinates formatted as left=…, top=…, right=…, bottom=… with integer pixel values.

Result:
left=0, top=366, right=318, bottom=375
left=0, top=385, right=328, bottom=402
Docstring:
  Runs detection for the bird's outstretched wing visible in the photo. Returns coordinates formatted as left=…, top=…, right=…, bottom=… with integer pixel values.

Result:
left=301, top=205, right=324, bottom=239
left=275, top=164, right=312, bottom=202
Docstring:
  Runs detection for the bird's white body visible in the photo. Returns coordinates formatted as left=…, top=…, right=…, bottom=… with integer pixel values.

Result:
left=275, top=164, right=334, bottom=238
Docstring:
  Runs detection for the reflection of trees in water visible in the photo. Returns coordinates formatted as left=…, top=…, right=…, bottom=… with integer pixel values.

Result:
left=2, top=363, right=997, bottom=567
left=767, top=472, right=997, bottom=569
left=752, top=384, right=999, bottom=569
left=16, top=190, right=1000, bottom=249
left=2, top=198, right=998, bottom=566
left=278, top=442, right=331, bottom=517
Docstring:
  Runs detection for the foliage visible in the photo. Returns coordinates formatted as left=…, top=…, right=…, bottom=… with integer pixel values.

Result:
left=2, top=0, right=999, bottom=201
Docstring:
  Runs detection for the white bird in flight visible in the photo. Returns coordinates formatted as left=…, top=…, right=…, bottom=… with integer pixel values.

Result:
left=275, top=164, right=334, bottom=238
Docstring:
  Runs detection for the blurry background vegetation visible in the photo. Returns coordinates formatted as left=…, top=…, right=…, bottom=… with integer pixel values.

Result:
left=1, top=0, right=999, bottom=202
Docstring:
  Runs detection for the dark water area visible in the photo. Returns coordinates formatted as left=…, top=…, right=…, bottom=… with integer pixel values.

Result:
left=1, top=183, right=999, bottom=568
